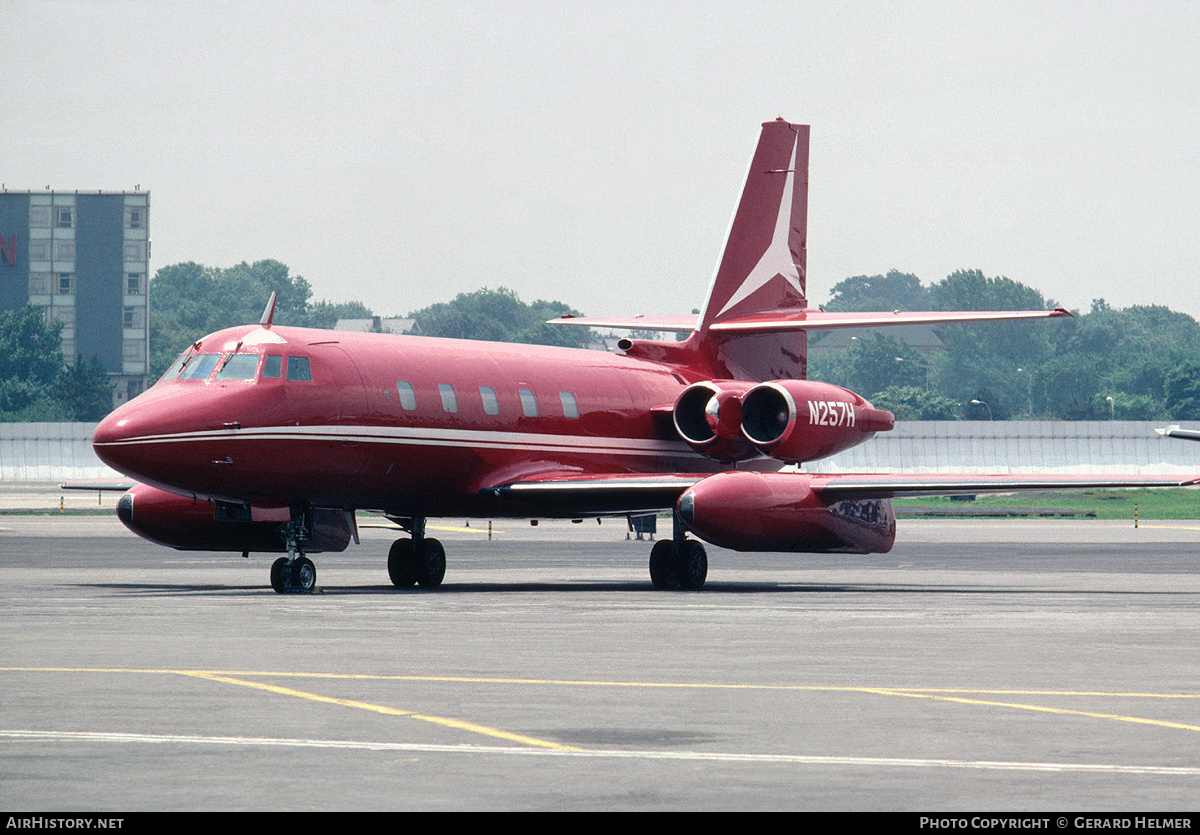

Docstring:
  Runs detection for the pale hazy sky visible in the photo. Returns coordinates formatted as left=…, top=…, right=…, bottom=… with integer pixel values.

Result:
left=4, top=1, right=1198, bottom=322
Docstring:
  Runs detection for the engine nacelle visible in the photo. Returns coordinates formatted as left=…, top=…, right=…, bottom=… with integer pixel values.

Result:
left=672, top=380, right=759, bottom=462
left=740, top=379, right=894, bottom=463
left=116, top=483, right=353, bottom=553
left=677, top=471, right=896, bottom=554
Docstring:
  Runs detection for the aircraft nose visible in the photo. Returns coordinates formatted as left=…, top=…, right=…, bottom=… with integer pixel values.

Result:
left=93, top=404, right=141, bottom=475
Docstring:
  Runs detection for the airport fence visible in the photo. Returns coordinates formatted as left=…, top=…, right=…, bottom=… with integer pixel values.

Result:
left=806, top=421, right=1200, bottom=475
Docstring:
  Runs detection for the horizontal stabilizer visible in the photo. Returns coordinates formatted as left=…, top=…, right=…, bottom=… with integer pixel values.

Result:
left=550, top=307, right=1071, bottom=335
left=1157, top=425, right=1200, bottom=442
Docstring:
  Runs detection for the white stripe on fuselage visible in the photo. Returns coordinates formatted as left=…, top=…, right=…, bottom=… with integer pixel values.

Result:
left=95, top=423, right=706, bottom=460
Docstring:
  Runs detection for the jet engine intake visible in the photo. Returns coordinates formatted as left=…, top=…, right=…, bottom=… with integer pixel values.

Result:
left=677, top=471, right=896, bottom=554
left=740, top=380, right=894, bottom=463
left=116, top=483, right=353, bottom=553
left=672, top=380, right=759, bottom=462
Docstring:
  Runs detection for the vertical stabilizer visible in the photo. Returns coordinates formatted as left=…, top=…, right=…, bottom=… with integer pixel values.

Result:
left=696, top=120, right=810, bottom=381
left=699, top=119, right=809, bottom=331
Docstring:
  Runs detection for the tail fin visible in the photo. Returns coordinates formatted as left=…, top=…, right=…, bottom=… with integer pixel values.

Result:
left=697, top=119, right=810, bottom=381
left=699, top=119, right=809, bottom=331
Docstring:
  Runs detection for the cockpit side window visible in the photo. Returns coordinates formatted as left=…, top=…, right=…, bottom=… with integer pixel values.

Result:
left=286, top=356, right=312, bottom=382
left=159, top=351, right=191, bottom=383
left=177, top=353, right=220, bottom=381
left=216, top=353, right=261, bottom=381
left=262, top=355, right=282, bottom=378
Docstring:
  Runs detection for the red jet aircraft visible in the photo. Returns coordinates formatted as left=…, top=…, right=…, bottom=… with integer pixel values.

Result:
left=92, top=119, right=1197, bottom=593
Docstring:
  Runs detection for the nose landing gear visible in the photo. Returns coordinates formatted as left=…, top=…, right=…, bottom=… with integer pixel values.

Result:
left=270, top=508, right=318, bottom=593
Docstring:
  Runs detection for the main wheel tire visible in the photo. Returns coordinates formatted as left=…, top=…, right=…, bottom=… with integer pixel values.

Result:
left=676, top=540, right=708, bottom=590
left=270, top=557, right=289, bottom=593
left=415, top=538, right=446, bottom=588
left=649, top=540, right=680, bottom=590
left=291, top=556, right=317, bottom=592
left=388, top=539, right=417, bottom=587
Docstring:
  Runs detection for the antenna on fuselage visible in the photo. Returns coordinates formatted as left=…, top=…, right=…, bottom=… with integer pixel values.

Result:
left=260, top=291, right=279, bottom=328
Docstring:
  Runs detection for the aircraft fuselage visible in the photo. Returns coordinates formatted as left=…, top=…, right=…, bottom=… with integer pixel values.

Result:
left=95, top=324, right=724, bottom=517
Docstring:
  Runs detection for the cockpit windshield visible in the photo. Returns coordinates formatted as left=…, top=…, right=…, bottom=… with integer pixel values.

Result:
left=177, top=353, right=220, bottom=381
left=216, top=353, right=261, bottom=380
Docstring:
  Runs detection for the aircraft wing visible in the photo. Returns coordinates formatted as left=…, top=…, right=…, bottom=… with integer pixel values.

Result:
left=481, top=473, right=704, bottom=515
left=1157, top=425, right=1200, bottom=442
left=482, top=471, right=1198, bottom=516
left=60, top=478, right=138, bottom=491
left=806, top=473, right=1200, bottom=500
left=549, top=308, right=1071, bottom=335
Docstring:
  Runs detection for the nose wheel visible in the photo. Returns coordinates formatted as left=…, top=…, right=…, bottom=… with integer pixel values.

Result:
left=270, top=555, right=317, bottom=593
left=270, top=508, right=318, bottom=593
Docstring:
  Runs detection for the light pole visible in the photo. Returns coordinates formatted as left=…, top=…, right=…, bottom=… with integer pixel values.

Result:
left=970, top=398, right=993, bottom=420
left=1017, top=367, right=1033, bottom=417
left=894, top=356, right=930, bottom=391
left=1106, top=396, right=1114, bottom=420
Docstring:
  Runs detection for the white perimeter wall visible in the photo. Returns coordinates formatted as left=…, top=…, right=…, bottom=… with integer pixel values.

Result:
left=806, top=421, right=1200, bottom=475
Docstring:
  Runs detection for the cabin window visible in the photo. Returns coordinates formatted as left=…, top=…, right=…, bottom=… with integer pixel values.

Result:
left=560, top=391, right=579, bottom=419
left=261, top=355, right=282, bottom=378
left=439, top=384, right=458, bottom=413
left=178, top=353, right=220, bottom=381
left=286, top=356, right=312, bottom=382
left=216, top=353, right=260, bottom=381
left=396, top=381, right=416, bottom=410
left=519, top=388, right=538, bottom=418
left=479, top=386, right=499, bottom=415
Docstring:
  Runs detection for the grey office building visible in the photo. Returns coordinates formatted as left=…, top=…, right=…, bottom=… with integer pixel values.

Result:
left=0, top=190, right=150, bottom=406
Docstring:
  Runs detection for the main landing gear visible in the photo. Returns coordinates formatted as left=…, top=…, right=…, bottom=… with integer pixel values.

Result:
left=387, top=517, right=446, bottom=589
left=271, top=509, right=318, bottom=594
left=649, top=513, right=707, bottom=590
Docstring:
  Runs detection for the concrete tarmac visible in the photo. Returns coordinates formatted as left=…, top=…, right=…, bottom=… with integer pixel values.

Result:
left=2, top=508, right=1200, bottom=811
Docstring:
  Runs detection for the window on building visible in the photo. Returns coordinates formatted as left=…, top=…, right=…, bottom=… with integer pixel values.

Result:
left=126, top=274, right=143, bottom=294
left=439, top=383, right=458, bottom=413
left=560, top=391, right=579, bottom=419
left=54, top=207, right=73, bottom=229
left=519, top=388, right=538, bottom=418
left=286, top=356, right=312, bottom=382
left=57, top=273, right=73, bottom=295
left=27, top=240, right=48, bottom=262
left=479, top=386, right=499, bottom=415
left=28, top=273, right=50, bottom=296
left=396, top=381, right=416, bottom=410
left=123, top=307, right=134, bottom=328
left=127, top=208, right=145, bottom=229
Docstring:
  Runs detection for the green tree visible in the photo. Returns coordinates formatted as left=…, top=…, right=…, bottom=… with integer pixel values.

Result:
left=53, top=355, right=114, bottom=421
left=1164, top=360, right=1200, bottom=420
left=870, top=385, right=958, bottom=420
left=409, top=287, right=592, bottom=349
left=0, top=306, right=113, bottom=420
left=825, top=270, right=929, bottom=312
